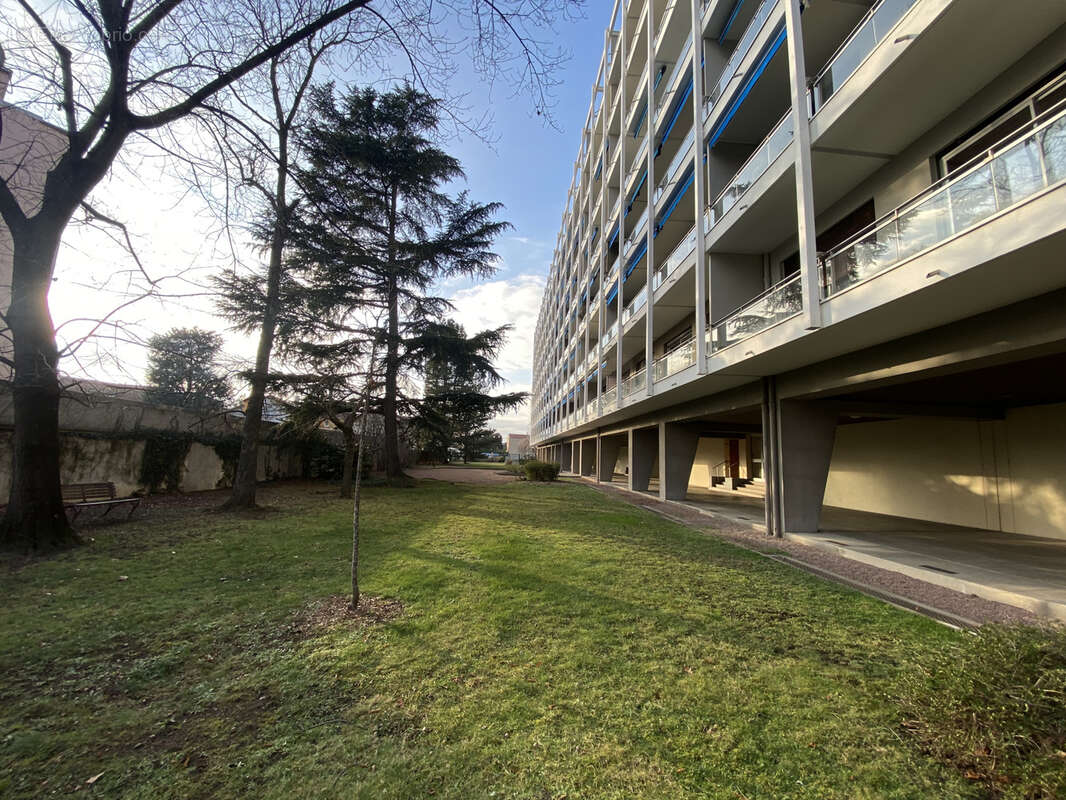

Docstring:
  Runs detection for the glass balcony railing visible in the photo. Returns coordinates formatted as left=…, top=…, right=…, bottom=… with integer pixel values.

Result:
left=704, top=0, right=779, bottom=121
left=626, top=207, right=650, bottom=251
left=622, top=285, right=648, bottom=324
left=654, top=127, right=696, bottom=204
left=628, top=134, right=650, bottom=178
left=600, top=326, right=617, bottom=351
left=656, top=35, right=694, bottom=112
left=708, top=111, right=793, bottom=227
left=811, top=0, right=917, bottom=114
left=620, top=368, right=646, bottom=398
left=601, top=386, right=618, bottom=414
left=652, top=337, right=696, bottom=381
left=708, top=273, right=803, bottom=352
left=652, top=225, right=698, bottom=290
left=821, top=104, right=1066, bottom=296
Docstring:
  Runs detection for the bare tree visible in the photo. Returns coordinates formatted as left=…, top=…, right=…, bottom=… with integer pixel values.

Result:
left=0, top=0, right=578, bottom=550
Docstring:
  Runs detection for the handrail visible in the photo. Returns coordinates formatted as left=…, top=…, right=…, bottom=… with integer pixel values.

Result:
left=654, top=127, right=696, bottom=203
left=704, top=0, right=780, bottom=118
left=708, top=109, right=792, bottom=226
left=820, top=99, right=1066, bottom=294
left=712, top=272, right=800, bottom=328
left=810, top=0, right=917, bottom=114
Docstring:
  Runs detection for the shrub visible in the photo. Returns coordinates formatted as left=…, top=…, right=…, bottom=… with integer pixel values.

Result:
left=523, top=460, right=560, bottom=482
left=503, top=462, right=525, bottom=479
left=894, top=624, right=1066, bottom=798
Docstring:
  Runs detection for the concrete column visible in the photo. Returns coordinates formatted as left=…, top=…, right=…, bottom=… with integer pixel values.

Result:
left=690, top=0, right=709, bottom=372
left=561, top=442, right=573, bottom=472
left=579, top=439, right=596, bottom=477
left=658, top=422, right=700, bottom=501
left=776, top=398, right=838, bottom=533
left=783, top=0, right=823, bottom=329
left=762, top=377, right=780, bottom=536
left=629, top=426, right=658, bottom=492
left=597, top=435, right=623, bottom=483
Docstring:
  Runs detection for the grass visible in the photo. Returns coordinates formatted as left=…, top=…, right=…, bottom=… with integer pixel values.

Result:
left=0, top=479, right=1043, bottom=798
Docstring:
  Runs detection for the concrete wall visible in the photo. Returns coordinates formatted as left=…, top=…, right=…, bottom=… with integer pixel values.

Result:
left=823, top=402, right=1066, bottom=540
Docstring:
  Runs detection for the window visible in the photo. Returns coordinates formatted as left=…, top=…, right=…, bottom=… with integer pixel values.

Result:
left=939, top=67, right=1066, bottom=177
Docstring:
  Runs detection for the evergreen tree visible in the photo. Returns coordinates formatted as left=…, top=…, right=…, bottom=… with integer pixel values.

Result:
left=145, top=328, right=231, bottom=413
left=289, top=85, right=518, bottom=482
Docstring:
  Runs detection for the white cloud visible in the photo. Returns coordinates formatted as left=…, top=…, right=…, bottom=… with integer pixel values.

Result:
left=446, top=274, right=544, bottom=436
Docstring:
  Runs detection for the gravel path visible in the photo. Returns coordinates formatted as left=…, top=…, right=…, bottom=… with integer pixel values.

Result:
left=586, top=480, right=1041, bottom=626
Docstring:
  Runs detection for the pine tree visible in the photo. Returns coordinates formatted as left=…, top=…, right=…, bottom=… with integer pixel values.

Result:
left=289, top=85, right=515, bottom=482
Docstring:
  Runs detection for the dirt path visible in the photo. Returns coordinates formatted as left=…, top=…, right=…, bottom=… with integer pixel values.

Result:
left=407, top=466, right=517, bottom=485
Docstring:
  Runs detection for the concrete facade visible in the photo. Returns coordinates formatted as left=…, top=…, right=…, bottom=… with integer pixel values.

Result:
left=531, top=0, right=1066, bottom=546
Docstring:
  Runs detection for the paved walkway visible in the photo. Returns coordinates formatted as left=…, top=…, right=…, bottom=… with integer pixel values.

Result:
left=568, top=472, right=1065, bottom=623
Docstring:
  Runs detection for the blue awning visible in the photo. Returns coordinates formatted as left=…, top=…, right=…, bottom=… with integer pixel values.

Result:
left=658, top=75, right=693, bottom=154
left=655, top=164, right=695, bottom=233
left=708, top=25, right=786, bottom=149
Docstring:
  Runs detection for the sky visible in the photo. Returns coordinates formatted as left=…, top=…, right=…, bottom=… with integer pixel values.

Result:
left=34, top=0, right=612, bottom=439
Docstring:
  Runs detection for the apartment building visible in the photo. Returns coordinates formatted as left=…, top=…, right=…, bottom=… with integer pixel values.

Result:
left=531, top=0, right=1066, bottom=550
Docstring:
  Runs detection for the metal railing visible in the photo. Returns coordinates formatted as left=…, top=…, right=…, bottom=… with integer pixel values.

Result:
left=821, top=103, right=1066, bottom=296
left=601, top=386, right=618, bottom=413
left=707, top=273, right=803, bottom=352
left=652, top=225, right=697, bottom=291
left=654, top=127, right=696, bottom=204
left=625, top=207, right=650, bottom=252
left=620, top=367, right=646, bottom=398
left=708, top=110, right=793, bottom=227
left=811, top=0, right=917, bottom=114
left=652, top=337, right=696, bottom=381
left=622, top=284, right=648, bottom=324
left=704, top=0, right=780, bottom=121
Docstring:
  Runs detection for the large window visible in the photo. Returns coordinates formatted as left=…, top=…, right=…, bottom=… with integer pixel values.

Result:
left=939, top=67, right=1066, bottom=177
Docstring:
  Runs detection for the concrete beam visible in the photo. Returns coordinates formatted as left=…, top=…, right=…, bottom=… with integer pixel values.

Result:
left=629, top=426, right=658, bottom=492
left=658, top=421, right=700, bottom=501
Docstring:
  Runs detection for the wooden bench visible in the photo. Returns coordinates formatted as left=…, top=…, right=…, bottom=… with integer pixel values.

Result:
left=62, top=483, right=141, bottom=521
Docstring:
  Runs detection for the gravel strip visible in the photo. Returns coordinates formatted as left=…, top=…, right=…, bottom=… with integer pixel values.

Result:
left=585, top=480, right=1042, bottom=626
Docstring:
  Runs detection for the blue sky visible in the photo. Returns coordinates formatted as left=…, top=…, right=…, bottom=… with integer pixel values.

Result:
left=430, top=4, right=608, bottom=434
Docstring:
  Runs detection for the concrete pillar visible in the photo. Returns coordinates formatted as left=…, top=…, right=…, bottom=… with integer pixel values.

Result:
left=658, top=422, right=700, bottom=501
left=776, top=399, right=838, bottom=533
left=628, top=426, right=657, bottom=492
left=597, top=435, right=623, bottom=483
left=579, top=439, right=596, bottom=477
left=561, top=442, right=573, bottom=472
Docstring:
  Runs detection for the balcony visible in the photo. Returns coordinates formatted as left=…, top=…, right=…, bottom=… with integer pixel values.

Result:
left=652, top=337, right=696, bottom=381
left=707, top=273, right=803, bottom=352
left=708, top=110, right=792, bottom=228
left=652, top=225, right=697, bottom=291
left=622, top=285, right=648, bottom=324
left=620, top=367, right=646, bottom=399
left=704, top=0, right=781, bottom=122
left=821, top=104, right=1066, bottom=297
left=810, top=0, right=917, bottom=115
left=601, top=386, right=618, bottom=414
left=653, top=127, right=696, bottom=205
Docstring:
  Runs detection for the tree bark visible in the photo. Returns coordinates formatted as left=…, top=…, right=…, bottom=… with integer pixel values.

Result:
left=0, top=219, right=76, bottom=551
left=224, top=127, right=289, bottom=509
left=382, top=183, right=404, bottom=483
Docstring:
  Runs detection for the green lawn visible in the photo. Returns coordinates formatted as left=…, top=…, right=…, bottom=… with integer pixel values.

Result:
left=0, top=480, right=989, bottom=797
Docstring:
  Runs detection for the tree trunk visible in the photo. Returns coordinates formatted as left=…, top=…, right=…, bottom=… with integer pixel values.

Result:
left=225, top=130, right=289, bottom=509
left=351, top=364, right=375, bottom=609
left=382, top=184, right=404, bottom=483
left=0, top=220, right=76, bottom=551
left=340, top=423, right=355, bottom=499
